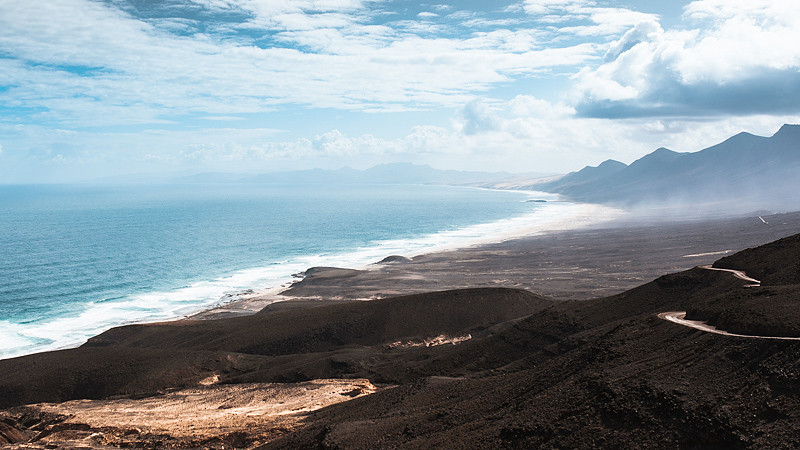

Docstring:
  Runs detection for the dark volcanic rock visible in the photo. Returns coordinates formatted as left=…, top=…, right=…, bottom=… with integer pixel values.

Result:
left=713, top=232, right=800, bottom=286
left=5, top=232, right=800, bottom=448
left=377, top=255, right=411, bottom=264
left=683, top=233, right=800, bottom=337
left=0, top=348, right=269, bottom=409
left=261, top=233, right=800, bottom=449
left=84, top=288, right=553, bottom=354
left=1, top=288, right=553, bottom=407
left=688, top=284, right=800, bottom=337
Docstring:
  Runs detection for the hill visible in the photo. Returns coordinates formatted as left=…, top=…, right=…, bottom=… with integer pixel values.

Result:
left=3, top=233, right=800, bottom=447
left=539, top=124, right=800, bottom=210
left=0, top=289, right=553, bottom=408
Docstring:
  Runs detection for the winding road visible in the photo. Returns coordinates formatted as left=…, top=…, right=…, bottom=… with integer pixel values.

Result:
left=696, top=264, right=761, bottom=287
left=658, top=311, right=800, bottom=341
left=659, top=265, right=800, bottom=341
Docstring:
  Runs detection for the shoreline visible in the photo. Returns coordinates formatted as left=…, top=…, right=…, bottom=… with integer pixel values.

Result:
left=1, top=191, right=619, bottom=360
left=185, top=199, right=625, bottom=320
left=189, top=209, right=800, bottom=320
left=5, top=189, right=800, bottom=359
left=5, top=211, right=800, bottom=448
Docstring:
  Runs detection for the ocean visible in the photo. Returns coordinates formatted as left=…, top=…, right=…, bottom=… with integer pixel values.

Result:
left=0, top=183, right=613, bottom=359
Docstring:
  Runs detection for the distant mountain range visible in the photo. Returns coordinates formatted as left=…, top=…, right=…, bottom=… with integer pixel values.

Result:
left=515, top=124, right=800, bottom=211
left=170, top=163, right=550, bottom=186
left=153, top=124, right=800, bottom=212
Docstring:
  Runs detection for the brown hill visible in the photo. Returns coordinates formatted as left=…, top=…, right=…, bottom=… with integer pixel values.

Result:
left=263, top=255, right=800, bottom=449
left=4, top=233, right=800, bottom=448
left=84, top=288, right=552, bottom=354
left=0, top=288, right=553, bottom=408
left=713, top=232, right=800, bottom=285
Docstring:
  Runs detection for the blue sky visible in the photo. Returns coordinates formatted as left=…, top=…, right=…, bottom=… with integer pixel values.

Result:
left=1, top=0, right=799, bottom=182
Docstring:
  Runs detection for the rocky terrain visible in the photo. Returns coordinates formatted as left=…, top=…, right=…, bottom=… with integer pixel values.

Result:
left=3, top=224, right=800, bottom=448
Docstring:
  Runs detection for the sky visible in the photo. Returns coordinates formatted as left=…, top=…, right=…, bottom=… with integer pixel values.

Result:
left=1, top=0, right=799, bottom=182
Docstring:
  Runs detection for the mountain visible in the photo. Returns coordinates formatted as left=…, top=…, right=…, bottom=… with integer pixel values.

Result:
left=5, top=233, right=800, bottom=447
left=537, top=159, right=627, bottom=191
left=541, top=124, right=800, bottom=209
left=170, top=163, right=548, bottom=186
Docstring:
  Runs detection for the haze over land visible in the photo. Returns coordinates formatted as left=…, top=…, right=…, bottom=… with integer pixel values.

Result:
left=1, top=0, right=800, bottom=182
left=167, top=123, right=800, bottom=215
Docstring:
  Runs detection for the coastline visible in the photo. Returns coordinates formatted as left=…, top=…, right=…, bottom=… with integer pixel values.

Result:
left=1, top=185, right=569, bottom=359
left=189, top=208, right=800, bottom=320
left=186, top=198, right=625, bottom=320
left=5, top=211, right=800, bottom=449
left=5, top=183, right=800, bottom=358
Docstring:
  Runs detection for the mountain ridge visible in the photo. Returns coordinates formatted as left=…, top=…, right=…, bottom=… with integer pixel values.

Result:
left=537, top=124, right=800, bottom=209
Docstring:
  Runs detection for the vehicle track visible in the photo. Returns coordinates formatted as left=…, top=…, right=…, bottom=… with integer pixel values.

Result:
left=659, top=266, right=800, bottom=340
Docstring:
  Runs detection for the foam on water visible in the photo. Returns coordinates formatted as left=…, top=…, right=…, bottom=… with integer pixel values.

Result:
left=0, top=187, right=621, bottom=360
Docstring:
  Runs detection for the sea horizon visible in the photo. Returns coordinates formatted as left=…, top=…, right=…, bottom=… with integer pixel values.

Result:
left=0, top=182, right=620, bottom=360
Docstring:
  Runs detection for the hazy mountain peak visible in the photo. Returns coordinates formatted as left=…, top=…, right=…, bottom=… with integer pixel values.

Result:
left=627, top=147, right=683, bottom=169
left=649, top=147, right=682, bottom=159
left=716, top=130, right=764, bottom=147
left=772, top=124, right=800, bottom=141
left=597, top=159, right=628, bottom=170
left=539, top=158, right=626, bottom=191
left=538, top=123, right=800, bottom=210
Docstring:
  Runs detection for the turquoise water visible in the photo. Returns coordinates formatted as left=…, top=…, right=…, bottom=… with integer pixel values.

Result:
left=0, top=183, right=562, bottom=359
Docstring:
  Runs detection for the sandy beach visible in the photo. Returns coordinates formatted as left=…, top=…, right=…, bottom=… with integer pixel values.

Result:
left=191, top=210, right=800, bottom=319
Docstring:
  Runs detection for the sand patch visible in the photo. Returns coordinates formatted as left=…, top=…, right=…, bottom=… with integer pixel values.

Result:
left=387, top=333, right=472, bottom=349
left=16, top=379, right=381, bottom=449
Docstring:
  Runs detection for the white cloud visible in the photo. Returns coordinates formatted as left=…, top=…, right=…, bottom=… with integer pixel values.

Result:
left=517, top=0, right=660, bottom=36
left=3, top=0, right=797, bottom=183
left=403, top=125, right=452, bottom=152
left=565, top=8, right=660, bottom=36
left=454, top=99, right=503, bottom=135
left=677, top=0, right=800, bottom=84
left=521, top=0, right=588, bottom=15
left=200, top=116, right=247, bottom=121
left=189, top=0, right=372, bottom=16
left=3, top=105, right=799, bottom=182
left=509, top=95, right=576, bottom=117
left=572, top=0, right=800, bottom=117
left=682, top=0, right=795, bottom=21
left=0, top=0, right=599, bottom=126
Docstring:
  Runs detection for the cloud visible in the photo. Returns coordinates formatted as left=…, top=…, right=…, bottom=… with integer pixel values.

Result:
left=565, top=8, right=659, bottom=36
left=455, top=99, right=503, bottom=135
left=521, top=0, right=589, bottom=15
left=509, top=95, right=576, bottom=117
left=199, top=116, right=247, bottom=121
left=3, top=104, right=799, bottom=183
left=516, top=0, right=660, bottom=36
left=0, top=0, right=599, bottom=126
left=4, top=0, right=798, bottom=183
left=573, top=0, right=800, bottom=118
